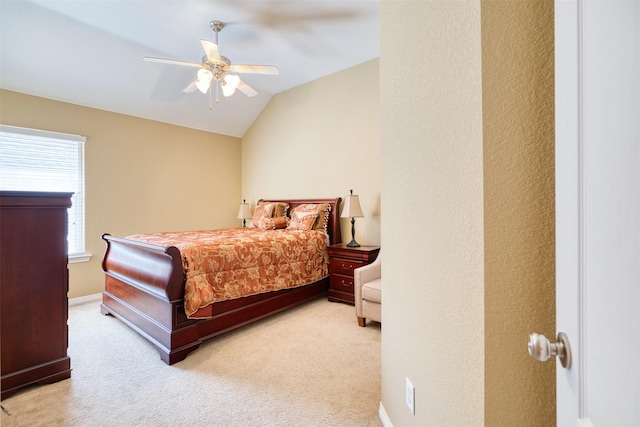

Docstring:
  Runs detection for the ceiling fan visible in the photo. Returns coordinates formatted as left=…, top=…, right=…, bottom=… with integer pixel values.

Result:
left=144, top=20, right=279, bottom=103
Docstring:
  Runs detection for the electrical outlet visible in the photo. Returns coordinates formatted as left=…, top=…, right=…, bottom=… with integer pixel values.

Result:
left=405, top=378, right=415, bottom=415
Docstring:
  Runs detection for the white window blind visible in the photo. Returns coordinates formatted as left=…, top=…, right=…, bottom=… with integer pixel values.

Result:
left=0, top=125, right=86, bottom=257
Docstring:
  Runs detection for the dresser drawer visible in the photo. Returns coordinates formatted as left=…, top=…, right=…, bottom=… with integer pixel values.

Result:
left=330, top=273, right=354, bottom=294
left=329, top=258, right=365, bottom=276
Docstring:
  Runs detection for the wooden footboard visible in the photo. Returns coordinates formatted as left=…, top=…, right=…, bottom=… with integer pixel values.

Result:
left=100, top=197, right=342, bottom=364
left=101, top=234, right=197, bottom=364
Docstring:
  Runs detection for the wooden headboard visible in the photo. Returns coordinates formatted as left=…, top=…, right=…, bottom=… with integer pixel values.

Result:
left=258, top=197, right=342, bottom=245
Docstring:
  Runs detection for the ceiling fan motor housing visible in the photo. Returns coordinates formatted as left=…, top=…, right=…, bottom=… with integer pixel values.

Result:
left=210, top=20, right=225, bottom=33
left=202, top=55, right=231, bottom=80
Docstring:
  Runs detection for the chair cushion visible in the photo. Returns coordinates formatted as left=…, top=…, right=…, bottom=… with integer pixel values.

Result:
left=362, top=278, right=381, bottom=303
left=363, top=300, right=381, bottom=323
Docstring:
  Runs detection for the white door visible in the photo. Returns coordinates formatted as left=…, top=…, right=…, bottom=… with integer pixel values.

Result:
left=554, top=0, right=640, bottom=425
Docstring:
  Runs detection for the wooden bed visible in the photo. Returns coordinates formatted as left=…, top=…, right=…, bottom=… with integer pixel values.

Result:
left=100, top=198, right=342, bottom=365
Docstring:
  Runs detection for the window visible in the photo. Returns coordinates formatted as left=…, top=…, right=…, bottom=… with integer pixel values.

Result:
left=0, top=125, right=87, bottom=261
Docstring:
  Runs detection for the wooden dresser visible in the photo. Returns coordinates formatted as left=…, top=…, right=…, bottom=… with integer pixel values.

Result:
left=327, top=244, right=380, bottom=305
left=1, top=191, right=72, bottom=399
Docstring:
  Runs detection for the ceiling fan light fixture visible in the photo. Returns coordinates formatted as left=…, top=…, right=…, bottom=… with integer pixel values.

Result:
left=221, top=84, right=235, bottom=97
left=195, top=80, right=210, bottom=94
left=195, top=68, right=213, bottom=94
left=197, top=68, right=213, bottom=82
left=222, top=74, right=240, bottom=97
left=225, top=74, right=240, bottom=88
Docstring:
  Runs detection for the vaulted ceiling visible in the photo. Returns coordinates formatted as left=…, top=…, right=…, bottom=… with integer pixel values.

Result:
left=1, top=1, right=379, bottom=137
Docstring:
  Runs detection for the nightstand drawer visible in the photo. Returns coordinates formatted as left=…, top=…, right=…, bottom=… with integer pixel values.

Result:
left=330, top=274, right=354, bottom=294
left=327, top=243, right=379, bottom=305
left=329, top=258, right=365, bottom=276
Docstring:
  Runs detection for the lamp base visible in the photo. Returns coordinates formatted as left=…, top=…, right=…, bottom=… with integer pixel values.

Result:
left=346, top=217, right=360, bottom=247
left=346, top=239, right=361, bottom=248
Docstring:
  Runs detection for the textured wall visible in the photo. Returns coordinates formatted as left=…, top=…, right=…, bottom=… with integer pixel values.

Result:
left=380, top=0, right=555, bottom=425
left=481, top=1, right=556, bottom=425
left=380, top=1, right=485, bottom=425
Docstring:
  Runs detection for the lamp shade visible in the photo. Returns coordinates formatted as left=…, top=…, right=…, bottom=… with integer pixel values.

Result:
left=341, top=193, right=364, bottom=218
left=237, top=201, right=252, bottom=219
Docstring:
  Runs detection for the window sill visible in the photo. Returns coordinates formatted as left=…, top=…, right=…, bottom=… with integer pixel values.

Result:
left=69, top=253, right=92, bottom=264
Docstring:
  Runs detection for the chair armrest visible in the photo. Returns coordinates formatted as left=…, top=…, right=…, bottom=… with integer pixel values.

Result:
left=354, top=254, right=381, bottom=321
left=354, top=256, right=381, bottom=287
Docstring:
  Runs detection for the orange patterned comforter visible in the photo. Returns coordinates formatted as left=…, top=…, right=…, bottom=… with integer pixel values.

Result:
left=125, top=228, right=329, bottom=319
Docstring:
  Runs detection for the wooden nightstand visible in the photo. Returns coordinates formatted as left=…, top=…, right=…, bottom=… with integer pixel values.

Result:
left=327, top=244, right=380, bottom=305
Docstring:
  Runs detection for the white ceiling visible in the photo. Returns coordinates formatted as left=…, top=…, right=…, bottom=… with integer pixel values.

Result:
left=0, top=0, right=379, bottom=137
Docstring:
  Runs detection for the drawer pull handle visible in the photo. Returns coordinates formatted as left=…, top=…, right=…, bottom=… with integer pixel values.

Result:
left=340, top=280, right=353, bottom=287
left=341, top=264, right=353, bottom=270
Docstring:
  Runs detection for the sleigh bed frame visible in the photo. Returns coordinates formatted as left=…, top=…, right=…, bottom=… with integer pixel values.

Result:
left=100, top=198, right=342, bottom=365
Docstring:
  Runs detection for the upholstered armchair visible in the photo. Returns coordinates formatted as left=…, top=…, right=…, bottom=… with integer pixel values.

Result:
left=354, top=252, right=381, bottom=327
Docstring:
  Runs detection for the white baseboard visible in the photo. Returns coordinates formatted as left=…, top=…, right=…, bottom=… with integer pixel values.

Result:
left=379, top=401, right=393, bottom=427
left=69, top=293, right=102, bottom=306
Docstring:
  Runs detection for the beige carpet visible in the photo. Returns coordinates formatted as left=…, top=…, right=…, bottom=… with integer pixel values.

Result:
left=1, top=297, right=382, bottom=427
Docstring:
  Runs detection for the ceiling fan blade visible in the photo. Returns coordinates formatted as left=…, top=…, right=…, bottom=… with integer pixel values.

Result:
left=183, top=80, right=197, bottom=93
left=231, top=64, right=280, bottom=75
left=200, top=39, right=221, bottom=62
left=237, top=79, right=258, bottom=97
left=144, top=57, right=203, bottom=68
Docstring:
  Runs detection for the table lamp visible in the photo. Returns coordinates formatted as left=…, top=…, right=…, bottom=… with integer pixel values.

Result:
left=237, top=199, right=252, bottom=227
left=340, top=189, right=364, bottom=247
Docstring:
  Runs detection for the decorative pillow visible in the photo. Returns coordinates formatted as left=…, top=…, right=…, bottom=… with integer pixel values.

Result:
left=250, top=203, right=275, bottom=228
left=258, top=201, right=289, bottom=218
left=286, top=211, right=318, bottom=231
left=259, top=216, right=289, bottom=230
left=312, top=203, right=331, bottom=231
left=290, top=203, right=331, bottom=231
left=271, top=216, right=288, bottom=229
left=275, top=202, right=289, bottom=218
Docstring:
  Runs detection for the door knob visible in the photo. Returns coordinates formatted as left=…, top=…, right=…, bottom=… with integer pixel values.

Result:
left=528, top=332, right=572, bottom=369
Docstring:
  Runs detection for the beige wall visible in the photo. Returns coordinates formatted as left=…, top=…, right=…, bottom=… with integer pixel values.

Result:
left=380, top=0, right=555, bottom=426
left=381, top=1, right=485, bottom=425
left=241, top=59, right=381, bottom=246
left=0, top=90, right=241, bottom=298
left=482, top=1, right=556, bottom=425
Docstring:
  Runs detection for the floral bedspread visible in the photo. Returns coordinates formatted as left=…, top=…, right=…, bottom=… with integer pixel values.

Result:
left=125, top=228, right=329, bottom=319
